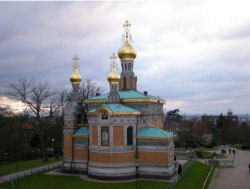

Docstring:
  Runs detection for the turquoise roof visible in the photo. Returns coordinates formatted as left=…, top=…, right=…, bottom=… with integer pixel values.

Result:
left=73, top=127, right=89, bottom=136
left=137, top=127, right=173, bottom=138
left=89, top=104, right=140, bottom=113
left=88, top=90, right=158, bottom=100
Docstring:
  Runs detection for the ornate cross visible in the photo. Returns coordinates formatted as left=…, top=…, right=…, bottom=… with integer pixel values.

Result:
left=73, top=54, right=79, bottom=72
left=110, top=53, right=117, bottom=68
left=123, top=20, right=131, bottom=40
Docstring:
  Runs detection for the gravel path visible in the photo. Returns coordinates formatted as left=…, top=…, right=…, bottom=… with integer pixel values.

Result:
left=211, top=150, right=250, bottom=189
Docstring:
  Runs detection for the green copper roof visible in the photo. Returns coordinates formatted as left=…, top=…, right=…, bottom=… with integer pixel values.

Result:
left=87, top=90, right=158, bottom=100
left=73, top=127, right=89, bottom=136
left=89, top=103, right=140, bottom=113
left=137, top=127, right=173, bottom=138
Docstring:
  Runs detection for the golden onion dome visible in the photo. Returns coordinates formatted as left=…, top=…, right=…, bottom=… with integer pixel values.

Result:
left=107, top=69, right=120, bottom=84
left=70, top=70, right=82, bottom=84
left=118, top=40, right=136, bottom=61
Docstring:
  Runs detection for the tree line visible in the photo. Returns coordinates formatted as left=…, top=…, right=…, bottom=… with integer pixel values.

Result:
left=164, top=109, right=250, bottom=149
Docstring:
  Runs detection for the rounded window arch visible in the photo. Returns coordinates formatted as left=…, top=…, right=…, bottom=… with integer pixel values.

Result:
left=127, top=126, right=133, bottom=145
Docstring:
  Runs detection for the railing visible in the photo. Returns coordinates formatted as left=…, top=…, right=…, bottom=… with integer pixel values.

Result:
left=2, top=161, right=62, bottom=187
left=166, top=157, right=196, bottom=189
left=202, top=166, right=214, bottom=189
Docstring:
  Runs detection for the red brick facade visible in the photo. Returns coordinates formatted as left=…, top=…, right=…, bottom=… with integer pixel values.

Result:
left=113, top=126, right=124, bottom=146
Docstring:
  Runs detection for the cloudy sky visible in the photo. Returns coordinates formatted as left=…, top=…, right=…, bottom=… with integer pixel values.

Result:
left=1, top=0, right=250, bottom=115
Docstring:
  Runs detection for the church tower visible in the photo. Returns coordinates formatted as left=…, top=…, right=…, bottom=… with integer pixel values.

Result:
left=70, top=55, right=82, bottom=99
left=118, top=20, right=137, bottom=90
left=107, top=53, right=120, bottom=103
left=63, top=54, right=85, bottom=173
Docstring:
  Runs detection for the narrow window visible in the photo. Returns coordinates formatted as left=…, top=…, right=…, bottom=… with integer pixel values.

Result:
left=77, top=114, right=82, bottom=124
left=101, top=111, right=108, bottom=120
left=127, top=126, right=133, bottom=145
left=128, top=63, right=131, bottom=71
left=124, top=78, right=126, bottom=89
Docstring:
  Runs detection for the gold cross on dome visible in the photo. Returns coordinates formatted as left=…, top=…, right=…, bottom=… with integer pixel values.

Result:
left=73, top=54, right=79, bottom=61
left=123, top=20, right=131, bottom=40
left=110, top=53, right=117, bottom=64
left=110, top=53, right=118, bottom=71
left=73, top=54, right=79, bottom=71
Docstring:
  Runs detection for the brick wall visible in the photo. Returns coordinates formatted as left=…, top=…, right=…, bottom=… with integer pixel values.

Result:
left=113, top=126, right=124, bottom=146
left=92, top=126, right=97, bottom=145
left=90, top=152, right=135, bottom=163
left=138, top=151, right=169, bottom=164
left=64, top=134, right=72, bottom=159
left=73, top=149, right=88, bottom=160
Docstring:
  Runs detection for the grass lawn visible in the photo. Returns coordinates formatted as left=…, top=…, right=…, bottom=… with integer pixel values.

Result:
left=0, top=158, right=61, bottom=177
left=0, top=174, right=169, bottom=189
left=175, top=161, right=212, bottom=189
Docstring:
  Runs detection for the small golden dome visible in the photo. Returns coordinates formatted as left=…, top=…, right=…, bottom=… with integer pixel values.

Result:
left=107, top=68, right=120, bottom=84
left=118, top=40, right=136, bottom=61
left=70, top=54, right=82, bottom=85
left=70, top=71, right=82, bottom=84
left=107, top=53, right=120, bottom=84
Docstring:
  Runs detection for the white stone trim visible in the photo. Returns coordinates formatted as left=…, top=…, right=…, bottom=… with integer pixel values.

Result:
left=90, top=145, right=135, bottom=153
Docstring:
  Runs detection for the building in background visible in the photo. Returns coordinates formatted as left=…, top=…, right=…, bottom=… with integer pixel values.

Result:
left=202, top=109, right=238, bottom=125
left=62, top=21, right=176, bottom=180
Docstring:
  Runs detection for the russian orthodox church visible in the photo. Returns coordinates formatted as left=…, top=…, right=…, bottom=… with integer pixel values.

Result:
left=62, top=20, right=176, bottom=180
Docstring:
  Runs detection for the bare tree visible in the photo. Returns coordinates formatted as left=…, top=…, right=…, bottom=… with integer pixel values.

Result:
left=7, top=79, right=54, bottom=161
left=79, top=79, right=104, bottom=100
left=7, top=79, right=52, bottom=118
left=48, top=88, right=69, bottom=118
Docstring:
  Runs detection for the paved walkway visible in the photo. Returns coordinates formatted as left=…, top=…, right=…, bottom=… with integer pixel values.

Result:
left=0, top=161, right=62, bottom=184
left=211, top=150, right=250, bottom=189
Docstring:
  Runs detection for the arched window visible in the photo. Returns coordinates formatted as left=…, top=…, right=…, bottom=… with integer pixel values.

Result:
left=130, top=79, right=133, bottom=88
left=127, top=126, right=133, bottom=145
left=128, top=63, right=131, bottom=71
left=77, top=114, right=82, bottom=124
left=125, top=64, right=127, bottom=71
left=124, top=78, right=126, bottom=89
